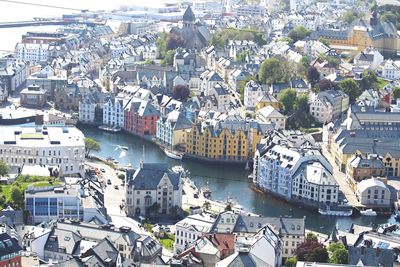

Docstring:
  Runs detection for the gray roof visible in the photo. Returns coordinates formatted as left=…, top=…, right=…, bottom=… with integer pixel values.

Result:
left=44, top=228, right=82, bottom=255
left=183, top=5, right=196, bottom=22
left=348, top=247, right=394, bottom=267
left=84, top=238, right=119, bottom=266
left=52, top=258, right=83, bottom=267
left=126, top=163, right=181, bottom=190
left=222, top=251, right=269, bottom=267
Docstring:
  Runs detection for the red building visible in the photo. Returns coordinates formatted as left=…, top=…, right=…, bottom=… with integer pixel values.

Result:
left=0, top=233, right=22, bottom=267
left=124, top=99, right=160, bottom=137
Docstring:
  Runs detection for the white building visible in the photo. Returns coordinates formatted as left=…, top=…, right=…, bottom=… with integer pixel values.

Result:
left=244, top=80, right=264, bottom=108
left=25, top=185, right=83, bottom=224
left=378, top=60, right=400, bottom=80
left=103, top=96, right=130, bottom=128
left=354, top=48, right=384, bottom=70
left=0, top=125, right=85, bottom=177
left=200, top=70, right=224, bottom=95
left=356, top=178, right=391, bottom=207
left=156, top=110, right=193, bottom=148
left=15, top=43, right=49, bottom=62
left=125, top=163, right=182, bottom=216
left=292, top=161, right=339, bottom=204
left=309, top=90, right=349, bottom=124
left=256, top=106, right=286, bottom=130
left=174, top=213, right=215, bottom=254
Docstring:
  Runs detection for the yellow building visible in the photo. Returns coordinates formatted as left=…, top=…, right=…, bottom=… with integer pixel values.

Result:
left=185, top=120, right=270, bottom=162
left=313, top=14, right=400, bottom=54
left=255, top=94, right=280, bottom=111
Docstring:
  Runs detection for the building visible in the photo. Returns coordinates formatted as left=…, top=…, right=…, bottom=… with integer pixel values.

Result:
left=256, top=106, right=286, bottom=130
left=0, top=233, right=22, bottom=267
left=378, top=59, right=400, bottom=80
left=0, top=125, right=85, bottom=177
left=169, top=6, right=211, bottom=50
left=20, top=85, right=47, bottom=108
left=210, top=211, right=305, bottom=260
left=103, top=96, right=130, bottom=128
left=25, top=185, right=83, bottom=224
left=292, top=161, right=339, bottom=205
left=15, top=43, right=49, bottom=62
left=125, top=163, right=182, bottom=216
left=124, top=99, right=160, bottom=138
left=0, top=58, right=28, bottom=93
left=346, top=154, right=386, bottom=188
left=78, top=90, right=110, bottom=125
left=256, top=94, right=280, bottom=111
left=354, top=48, right=384, bottom=70
left=309, top=90, right=349, bottom=124
left=185, top=120, right=271, bottom=163
left=156, top=110, right=193, bottom=149
left=174, top=213, right=215, bottom=254
left=244, top=80, right=264, bottom=109
left=356, top=178, right=391, bottom=207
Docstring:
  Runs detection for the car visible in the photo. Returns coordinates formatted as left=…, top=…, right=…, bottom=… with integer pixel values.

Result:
left=193, top=193, right=199, bottom=198
left=107, top=179, right=112, bottom=185
left=101, top=168, right=106, bottom=173
left=114, top=185, right=119, bottom=190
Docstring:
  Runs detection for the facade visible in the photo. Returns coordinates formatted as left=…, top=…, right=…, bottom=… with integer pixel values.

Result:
left=185, top=120, right=269, bottom=163
left=156, top=110, right=193, bottom=149
left=15, top=43, right=49, bottom=62
left=0, top=126, right=85, bottom=177
left=356, top=178, right=391, bottom=207
left=125, top=163, right=182, bottom=216
left=79, top=95, right=97, bottom=124
left=0, top=58, right=28, bottom=93
left=378, top=60, right=400, bottom=80
left=25, top=186, right=82, bottom=224
left=256, top=106, right=286, bottom=130
left=124, top=99, right=160, bottom=137
left=20, top=85, right=47, bottom=108
left=174, top=213, right=215, bottom=254
left=103, top=96, right=130, bottom=128
left=256, top=94, right=280, bottom=111
left=354, top=48, right=384, bottom=70
left=346, top=154, right=386, bottom=188
left=244, top=80, right=264, bottom=109
left=309, top=90, right=349, bottom=124
left=0, top=233, right=22, bottom=267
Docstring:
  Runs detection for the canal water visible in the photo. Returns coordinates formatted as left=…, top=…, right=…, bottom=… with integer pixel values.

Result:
left=79, top=125, right=395, bottom=233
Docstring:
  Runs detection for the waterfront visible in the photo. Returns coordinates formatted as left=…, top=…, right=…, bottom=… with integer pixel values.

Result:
left=79, top=125, right=395, bottom=233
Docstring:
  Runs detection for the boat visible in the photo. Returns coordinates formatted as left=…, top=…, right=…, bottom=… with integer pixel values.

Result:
left=318, top=204, right=353, bottom=216
left=99, top=125, right=121, bottom=132
left=201, top=182, right=212, bottom=199
left=164, top=149, right=183, bottom=160
left=172, top=165, right=185, bottom=174
left=117, top=145, right=128, bottom=150
left=360, top=209, right=377, bottom=216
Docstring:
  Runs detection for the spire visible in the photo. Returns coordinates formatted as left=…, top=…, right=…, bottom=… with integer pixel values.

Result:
left=183, top=5, right=195, bottom=22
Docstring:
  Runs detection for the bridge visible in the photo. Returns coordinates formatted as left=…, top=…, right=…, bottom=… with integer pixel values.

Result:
left=0, top=19, right=104, bottom=28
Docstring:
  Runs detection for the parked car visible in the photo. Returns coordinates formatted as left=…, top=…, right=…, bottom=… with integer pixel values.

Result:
left=101, top=168, right=106, bottom=173
left=107, top=179, right=112, bottom=185
left=114, top=185, right=119, bottom=190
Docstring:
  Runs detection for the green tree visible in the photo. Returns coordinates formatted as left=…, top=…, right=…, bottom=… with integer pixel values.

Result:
left=0, top=160, right=9, bottom=176
left=84, top=138, right=101, bottom=157
left=342, top=11, right=357, bottom=24
left=10, top=186, right=24, bottom=209
left=328, top=243, right=348, bottom=264
left=203, top=201, right=211, bottom=211
left=338, top=78, right=362, bottom=103
left=118, top=174, right=125, bottom=180
left=146, top=202, right=161, bottom=215
left=306, top=232, right=318, bottom=241
left=236, top=51, right=248, bottom=62
left=306, top=66, right=320, bottom=87
left=301, top=55, right=311, bottom=69
left=259, top=57, right=289, bottom=84
left=393, top=87, right=400, bottom=99
left=360, top=70, right=378, bottom=90
left=285, top=257, right=297, bottom=267
left=278, top=88, right=297, bottom=113
left=288, top=26, right=311, bottom=42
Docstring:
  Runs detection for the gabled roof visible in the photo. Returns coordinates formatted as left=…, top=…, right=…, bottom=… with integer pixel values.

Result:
left=183, top=5, right=196, bottom=22
left=0, top=233, right=22, bottom=258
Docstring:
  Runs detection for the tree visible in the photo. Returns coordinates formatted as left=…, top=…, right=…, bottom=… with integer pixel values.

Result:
left=285, top=257, right=297, bottom=267
left=296, top=239, right=329, bottom=262
left=236, top=51, right=248, bottom=62
left=118, top=174, right=125, bottom=180
left=328, top=242, right=348, bottom=264
left=10, top=186, right=24, bottom=209
left=84, top=138, right=101, bottom=157
left=317, top=79, right=337, bottom=92
left=342, top=11, right=357, bottom=24
left=166, top=33, right=184, bottom=50
left=306, top=232, right=318, bottom=242
left=360, top=70, right=378, bottom=90
left=306, top=67, right=320, bottom=87
left=146, top=202, right=161, bottom=216
left=288, top=26, right=311, bottom=43
left=203, top=201, right=211, bottom=211
left=301, top=55, right=311, bottom=69
left=393, top=87, right=400, bottom=100
left=278, top=88, right=297, bottom=113
left=259, top=57, right=289, bottom=84
left=338, top=78, right=362, bottom=103
left=0, top=160, right=9, bottom=176
left=172, top=84, right=190, bottom=101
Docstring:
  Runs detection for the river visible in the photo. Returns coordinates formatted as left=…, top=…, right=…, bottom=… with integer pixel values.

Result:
left=79, top=125, right=395, bottom=233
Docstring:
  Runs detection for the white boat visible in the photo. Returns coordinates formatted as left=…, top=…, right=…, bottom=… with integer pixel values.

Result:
left=164, top=149, right=183, bottom=160
left=360, top=209, right=377, bottom=216
left=117, top=145, right=128, bottom=150
left=318, top=205, right=353, bottom=216
left=99, top=125, right=121, bottom=132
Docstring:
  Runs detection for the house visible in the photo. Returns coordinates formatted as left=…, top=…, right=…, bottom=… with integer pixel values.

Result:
left=356, top=178, right=391, bottom=207
left=20, top=85, right=47, bottom=108
left=0, top=233, right=22, bottom=267
left=80, top=238, right=122, bottom=267
left=43, top=228, right=82, bottom=263
left=174, top=213, right=215, bottom=254
left=212, top=84, right=230, bottom=111
left=354, top=48, right=384, bottom=70
left=309, top=90, right=349, bottom=124
left=15, top=43, right=49, bottom=62
left=256, top=106, right=286, bottom=130
left=244, top=80, right=264, bottom=109
left=0, top=58, right=28, bottom=93
left=378, top=59, right=400, bottom=80
left=357, top=89, right=380, bottom=108
left=156, top=110, right=193, bottom=149
left=346, top=154, right=386, bottom=188
left=125, top=163, right=182, bottom=216
left=103, top=96, right=130, bottom=128
left=124, top=99, right=160, bottom=138
left=348, top=246, right=394, bottom=267
left=200, top=70, right=224, bottom=95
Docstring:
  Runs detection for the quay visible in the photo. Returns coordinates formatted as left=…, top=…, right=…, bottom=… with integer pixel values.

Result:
left=0, top=19, right=105, bottom=28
